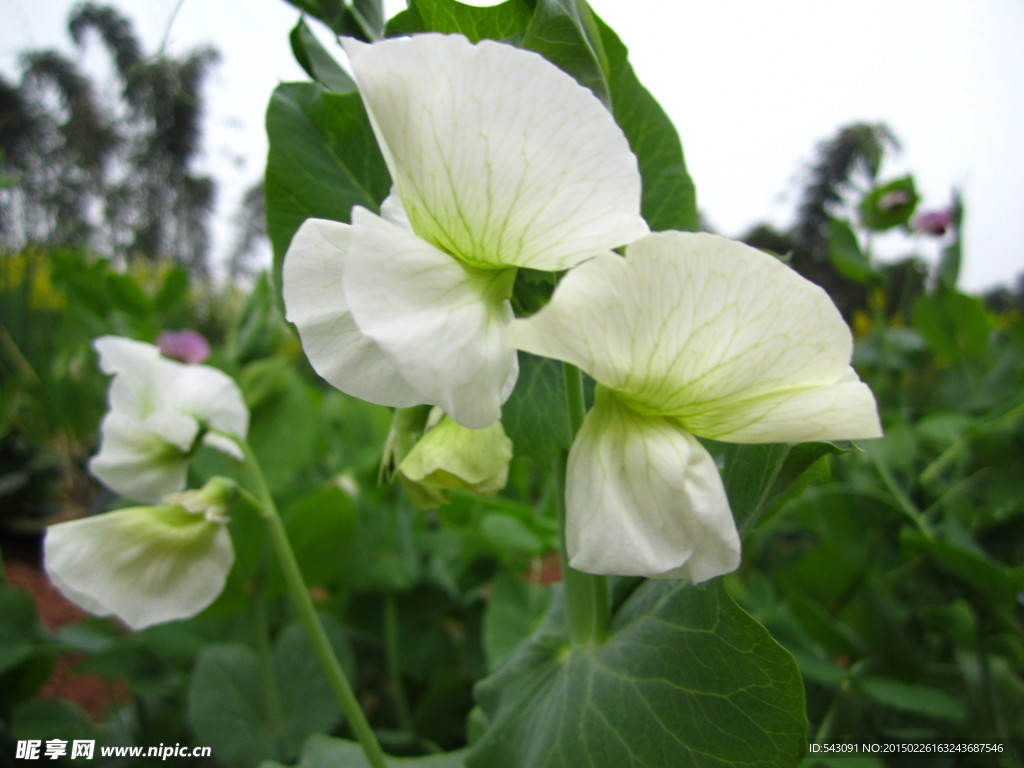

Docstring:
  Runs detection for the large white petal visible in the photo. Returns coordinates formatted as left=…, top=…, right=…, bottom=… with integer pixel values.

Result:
left=89, top=412, right=195, bottom=503
left=506, top=232, right=881, bottom=443
left=343, top=34, right=647, bottom=271
left=283, top=218, right=421, bottom=408
left=94, top=336, right=161, bottom=418
left=344, top=207, right=518, bottom=429
left=566, top=388, right=740, bottom=581
left=44, top=504, right=233, bottom=630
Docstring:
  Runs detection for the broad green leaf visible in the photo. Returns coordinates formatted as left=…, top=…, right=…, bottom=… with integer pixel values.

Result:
left=482, top=572, right=551, bottom=670
left=858, top=176, right=918, bottom=232
left=521, top=0, right=610, bottom=105
left=106, top=271, right=152, bottom=316
left=827, top=217, right=876, bottom=284
left=404, top=0, right=533, bottom=42
left=283, top=485, right=358, bottom=587
left=265, top=82, right=390, bottom=295
left=500, top=353, right=572, bottom=464
left=188, top=625, right=352, bottom=768
left=282, top=0, right=382, bottom=40
left=714, top=441, right=841, bottom=532
left=911, top=291, right=992, bottom=364
left=187, top=644, right=278, bottom=767
left=856, top=675, right=966, bottom=720
left=470, top=580, right=806, bottom=768
left=259, top=733, right=469, bottom=768
left=154, top=266, right=190, bottom=313
left=479, top=513, right=544, bottom=556
left=290, top=18, right=357, bottom=93
left=342, top=503, right=420, bottom=593
left=597, top=16, right=698, bottom=231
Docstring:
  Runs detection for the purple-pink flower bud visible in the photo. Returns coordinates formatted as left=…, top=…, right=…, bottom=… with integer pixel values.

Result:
left=913, top=208, right=954, bottom=236
left=157, top=329, right=211, bottom=364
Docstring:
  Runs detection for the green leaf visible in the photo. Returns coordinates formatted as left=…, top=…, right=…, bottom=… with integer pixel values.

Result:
left=0, top=586, right=41, bottom=676
left=154, top=266, right=190, bottom=313
left=282, top=0, right=382, bottom=39
left=405, top=0, right=533, bottom=42
left=188, top=626, right=351, bottom=768
left=284, top=485, right=358, bottom=587
left=827, top=217, right=876, bottom=284
left=856, top=675, right=966, bottom=720
left=260, top=733, right=469, bottom=768
left=106, top=271, right=153, bottom=316
left=597, top=16, right=698, bottom=232
left=482, top=572, right=551, bottom=671
left=521, top=0, right=610, bottom=105
left=188, top=644, right=283, bottom=766
left=714, top=441, right=841, bottom=532
left=501, top=353, right=572, bottom=464
left=911, top=290, right=992, bottom=364
left=265, top=82, right=390, bottom=296
left=290, top=18, right=357, bottom=93
left=479, top=513, right=544, bottom=556
left=470, top=580, right=806, bottom=768
left=901, top=530, right=1019, bottom=613
left=858, top=176, right=919, bottom=232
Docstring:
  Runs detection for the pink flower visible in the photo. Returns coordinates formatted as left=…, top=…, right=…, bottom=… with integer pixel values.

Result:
left=157, top=329, right=211, bottom=364
left=914, top=208, right=954, bottom=236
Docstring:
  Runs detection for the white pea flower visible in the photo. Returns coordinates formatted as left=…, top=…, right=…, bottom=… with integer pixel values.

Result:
left=504, top=232, right=882, bottom=581
left=44, top=478, right=236, bottom=630
left=283, top=33, right=648, bottom=429
left=88, top=336, right=249, bottom=503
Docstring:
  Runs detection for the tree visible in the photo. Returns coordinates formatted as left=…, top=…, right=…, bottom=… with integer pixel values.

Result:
left=0, top=2, right=218, bottom=275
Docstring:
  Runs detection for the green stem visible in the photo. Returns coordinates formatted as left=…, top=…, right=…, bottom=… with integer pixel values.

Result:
left=383, top=594, right=414, bottom=733
left=238, top=438, right=389, bottom=768
left=559, top=364, right=610, bottom=647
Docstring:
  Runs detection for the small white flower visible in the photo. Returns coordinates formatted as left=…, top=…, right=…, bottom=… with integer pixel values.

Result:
left=504, top=232, right=882, bottom=581
left=283, top=33, right=648, bottom=428
left=44, top=481, right=236, bottom=629
left=89, top=337, right=249, bottom=503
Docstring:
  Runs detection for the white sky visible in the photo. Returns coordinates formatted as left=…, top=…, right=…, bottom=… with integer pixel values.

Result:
left=2, top=0, right=1023, bottom=291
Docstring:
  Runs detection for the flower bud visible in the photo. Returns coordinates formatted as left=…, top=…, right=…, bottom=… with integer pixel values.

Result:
left=397, top=407, right=513, bottom=508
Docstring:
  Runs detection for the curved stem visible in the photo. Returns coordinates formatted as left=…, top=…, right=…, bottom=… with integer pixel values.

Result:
left=559, top=364, right=610, bottom=647
left=238, top=438, right=389, bottom=768
left=383, top=594, right=414, bottom=733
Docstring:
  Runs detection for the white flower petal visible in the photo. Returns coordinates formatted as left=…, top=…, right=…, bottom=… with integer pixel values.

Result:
left=683, top=373, right=882, bottom=442
left=157, top=364, right=249, bottom=439
left=94, top=336, right=161, bottom=418
left=343, top=34, right=647, bottom=271
left=566, top=388, right=740, bottom=581
left=344, top=207, right=518, bottom=429
left=89, top=412, right=193, bottom=503
left=282, top=218, right=421, bottom=408
left=44, top=505, right=234, bottom=630
left=506, top=232, right=881, bottom=442
left=201, top=431, right=244, bottom=461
